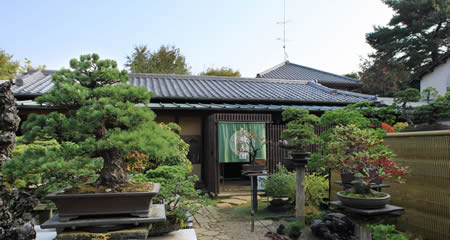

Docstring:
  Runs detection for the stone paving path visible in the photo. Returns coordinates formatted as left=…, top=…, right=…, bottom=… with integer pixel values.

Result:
left=193, top=205, right=271, bottom=240
left=193, top=195, right=319, bottom=240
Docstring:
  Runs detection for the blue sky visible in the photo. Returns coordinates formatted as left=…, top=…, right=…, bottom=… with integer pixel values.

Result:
left=2, top=0, right=393, bottom=77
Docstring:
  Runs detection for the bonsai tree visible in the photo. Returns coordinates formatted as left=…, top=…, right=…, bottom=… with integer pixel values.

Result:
left=327, top=124, right=407, bottom=195
left=10, top=54, right=182, bottom=190
left=394, top=88, right=420, bottom=127
left=413, top=92, right=450, bottom=125
left=240, top=129, right=265, bottom=165
left=280, top=108, right=319, bottom=152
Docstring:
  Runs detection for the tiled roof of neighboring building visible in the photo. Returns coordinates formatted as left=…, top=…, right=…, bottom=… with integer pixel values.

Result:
left=256, top=61, right=360, bottom=86
left=12, top=70, right=375, bottom=105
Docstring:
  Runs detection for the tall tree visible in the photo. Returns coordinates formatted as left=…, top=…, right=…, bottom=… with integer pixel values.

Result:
left=200, top=67, right=241, bottom=77
left=18, top=58, right=47, bottom=73
left=125, top=45, right=152, bottom=73
left=0, top=50, right=19, bottom=80
left=126, top=45, right=190, bottom=74
left=366, top=0, right=449, bottom=73
left=359, top=57, right=411, bottom=97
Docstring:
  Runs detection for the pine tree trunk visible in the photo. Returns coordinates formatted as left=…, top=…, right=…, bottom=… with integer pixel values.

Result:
left=95, top=149, right=128, bottom=187
left=94, top=121, right=128, bottom=187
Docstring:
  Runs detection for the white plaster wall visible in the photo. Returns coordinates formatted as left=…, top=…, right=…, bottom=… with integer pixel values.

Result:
left=420, top=60, right=450, bottom=96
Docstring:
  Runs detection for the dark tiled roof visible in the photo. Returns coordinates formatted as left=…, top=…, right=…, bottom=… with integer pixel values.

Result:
left=256, top=61, right=360, bottom=86
left=16, top=100, right=345, bottom=112
left=12, top=70, right=375, bottom=105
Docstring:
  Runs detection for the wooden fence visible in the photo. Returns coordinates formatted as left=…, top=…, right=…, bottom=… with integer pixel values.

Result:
left=332, top=130, right=449, bottom=240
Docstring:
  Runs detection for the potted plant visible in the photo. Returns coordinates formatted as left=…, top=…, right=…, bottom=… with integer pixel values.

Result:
left=327, top=124, right=407, bottom=209
left=14, top=54, right=184, bottom=221
left=240, top=129, right=266, bottom=172
left=263, top=165, right=295, bottom=212
left=280, top=108, right=319, bottom=164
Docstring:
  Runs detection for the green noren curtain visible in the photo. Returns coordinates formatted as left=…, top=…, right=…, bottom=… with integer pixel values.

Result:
left=218, top=122, right=266, bottom=163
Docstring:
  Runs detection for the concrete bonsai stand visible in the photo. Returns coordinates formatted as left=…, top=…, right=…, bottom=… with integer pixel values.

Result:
left=41, top=184, right=166, bottom=239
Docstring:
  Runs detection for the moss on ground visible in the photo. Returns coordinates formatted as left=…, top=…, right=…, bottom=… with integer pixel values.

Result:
left=64, top=182, right=154, bottom=194
left=218, top=201, right=294, bottom=220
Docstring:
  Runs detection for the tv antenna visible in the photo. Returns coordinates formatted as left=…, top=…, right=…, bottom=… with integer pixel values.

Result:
left=276, top=0, right=290, bottom=61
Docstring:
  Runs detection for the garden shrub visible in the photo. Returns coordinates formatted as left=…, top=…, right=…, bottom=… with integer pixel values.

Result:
left=132, top=165, right=209, bottom=232
left=286, top=220, right=304, bottom=239
left=263, top=165, right=295, bottom=200
left=304, top=171, right=329, bottom=207
left=306, top=153, right=326, bottom=172
left=413, top=92, right=450, bottom=125
left=304, top=205, right=322, bottom=225
left=393, top=122, right=408, bottom=132
left=367, top=224, right=407, bottom=240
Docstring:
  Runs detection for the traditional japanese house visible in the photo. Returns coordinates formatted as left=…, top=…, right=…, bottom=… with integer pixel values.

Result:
left=12, top=70, right=376, bottom=194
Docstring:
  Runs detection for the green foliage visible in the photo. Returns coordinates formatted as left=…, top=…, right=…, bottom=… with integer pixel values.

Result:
left=393, top=122, right=409, bottom=132
left=18, top=58, right=46, bottom=73
left=3, top=140, right=102, bottom=194
left=132, top=165, right=209, bottom=228
left=319, top=108, right=370, bottom=128
left=0, top=49, right=19, bottom=79
left=14, top=53, right=183, bottom=188
left=366, top=0, right=448, bottom=74
left=281, top=108, right=319, bottom=151
left=358, top=57, right=410, bottom=97
left=286, top=220, right=304, bottom=239
left=125, top=45, right=190, bottom=74
left=306, top=153, right=326, bottom=172
left=420, top=87, right=439, bottom=103
left=413, top=93, right=450, bottom=124
left=304, top=205, right=323, bottom=225
left=327, top=125, right=407, bottom=194
left=304, top=171, right=329, bottom=207
left=200, top=67, right=241, bottom=77
left=263, top=165, right=295, bottom=199
left=265, top=165, right=328, bottom=207
left=367, top=224, right=408, bottom=240
left=11, top=136, right=59, bottom=157
left=394, top=88, right=420, bottom=126
left=348, top=101, right=398, bottom=126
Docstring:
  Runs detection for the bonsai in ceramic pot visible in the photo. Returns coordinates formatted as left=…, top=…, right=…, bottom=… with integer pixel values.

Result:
left=14, top=54, right=185, bottom=221
left=280, top=108, right=319, bottom=163
left=240, top=129, right=267, bottom=172
left=327, top=124, right=407, bottom=209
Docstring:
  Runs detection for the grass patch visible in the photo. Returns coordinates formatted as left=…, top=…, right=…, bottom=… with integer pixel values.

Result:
left=218, top=201, right=294, bottom=220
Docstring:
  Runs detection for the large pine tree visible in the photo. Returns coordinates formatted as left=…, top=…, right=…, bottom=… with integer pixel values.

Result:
left=366, top=0, right=449, bottom=73
left=21, top=54, right=182, bottom=187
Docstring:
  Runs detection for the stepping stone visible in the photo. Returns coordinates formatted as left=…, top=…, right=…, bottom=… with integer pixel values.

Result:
left=220, top=199, right=247, bottom=205
left=202, top=231, right=219, bottom=236
left=215, top=203, right=233, bottom=209
left=233, top=196, right=251, bottom=201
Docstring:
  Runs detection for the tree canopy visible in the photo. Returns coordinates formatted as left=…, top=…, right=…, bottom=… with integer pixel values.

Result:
left=9, top=54, right=183, bottom=188
left=125, top=45, right=190, bottom=74
left=358, top=56, right=411, bottom=97
left=200, top=67, right=241, bottom=77
left=366, top=0, right=449, bottom=74
left=0, top=50, right=19, bottom=80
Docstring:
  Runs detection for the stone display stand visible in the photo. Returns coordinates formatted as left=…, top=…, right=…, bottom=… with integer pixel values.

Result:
left=41, top=204, right=166, bottom=240
left=330, top=201, right=404, bottom=240
left=283, top=153, right=309, bottom=224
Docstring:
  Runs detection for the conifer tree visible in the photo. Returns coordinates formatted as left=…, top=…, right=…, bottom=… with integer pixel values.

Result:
left=21, top=54, right=182, bottom=187
left=366, top=0, right=449, bottom=73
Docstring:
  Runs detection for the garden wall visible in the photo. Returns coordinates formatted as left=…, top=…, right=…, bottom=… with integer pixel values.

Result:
left=332, top=130, right=449, bottom=240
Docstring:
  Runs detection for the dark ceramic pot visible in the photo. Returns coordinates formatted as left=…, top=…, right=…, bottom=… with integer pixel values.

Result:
left=46, top=183, right=160, bottom=221
left=289, top=152, right=311, bottom=160
left=337, top=191, right=390, bottom=209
